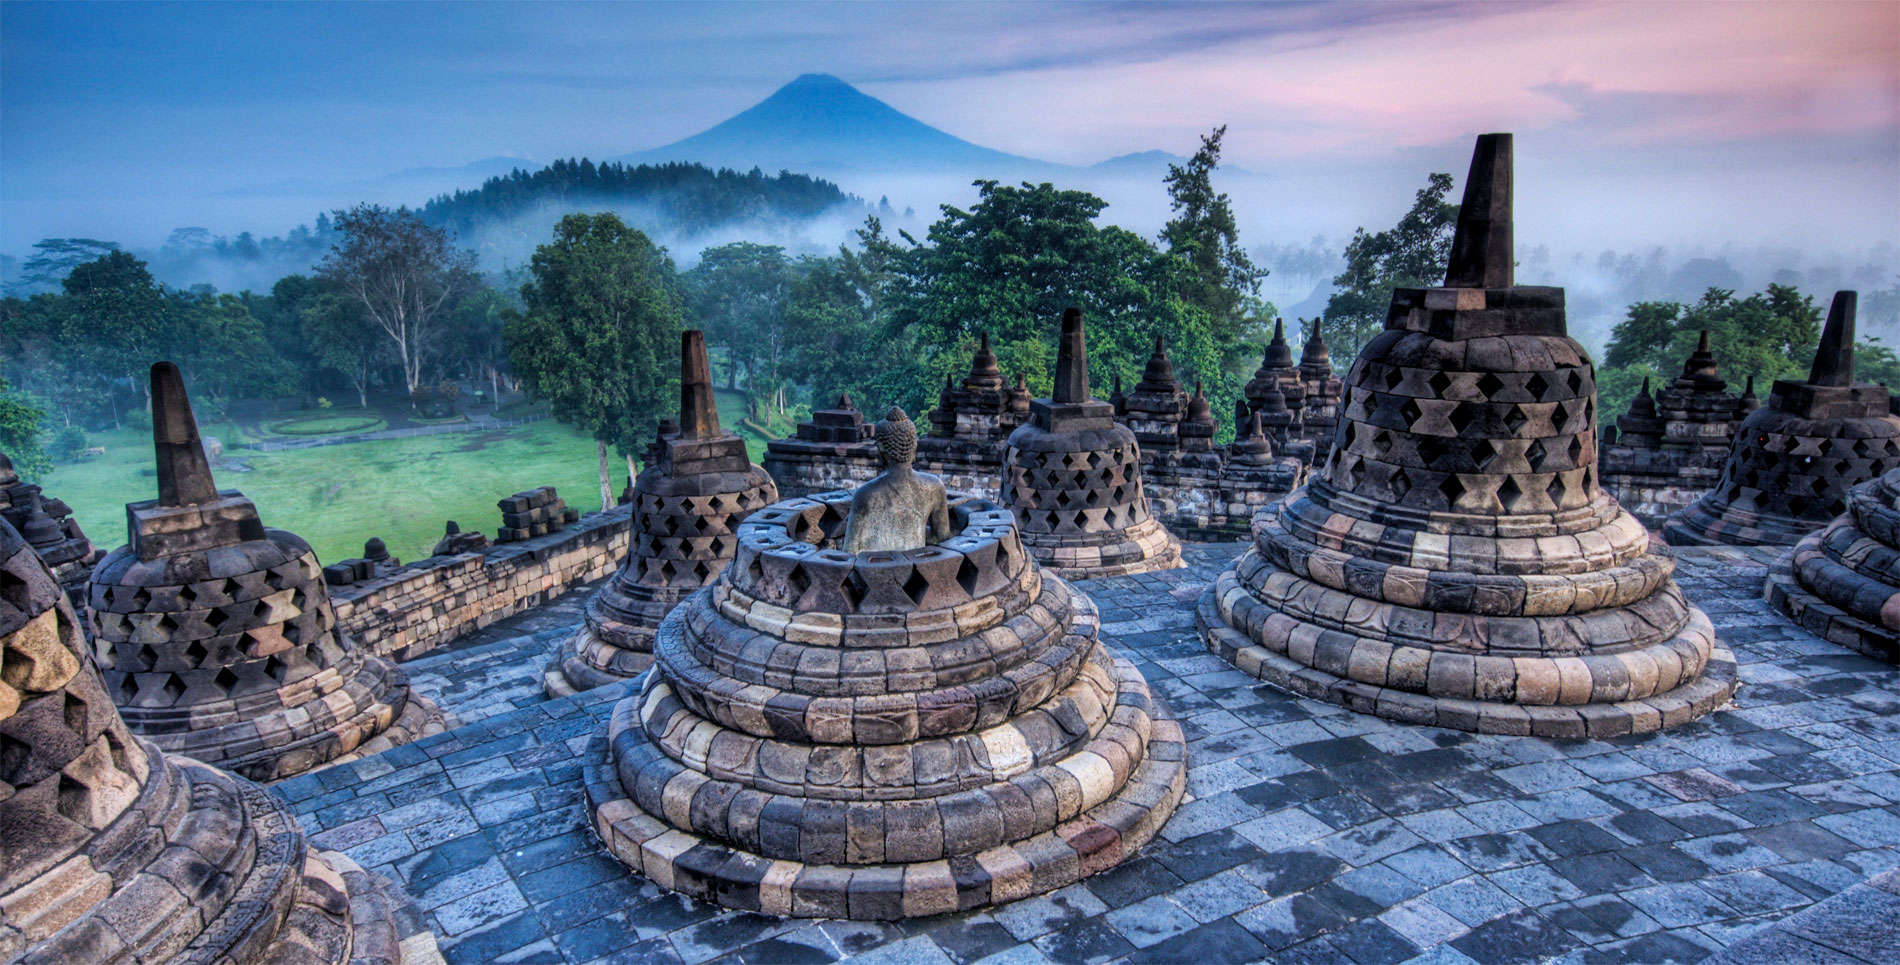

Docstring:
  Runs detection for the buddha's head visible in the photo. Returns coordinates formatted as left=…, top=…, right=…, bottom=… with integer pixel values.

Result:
left=876, top=406, right=918, bottom=469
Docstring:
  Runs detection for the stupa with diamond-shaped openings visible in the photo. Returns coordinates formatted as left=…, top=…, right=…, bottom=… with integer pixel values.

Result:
left=1, top=515, right=442, bottom=963
left=87, top=362, right=444, bottom=780
left=1198, top=134, right=1738, bottom=737
left=546, top=330, right=778, bottom=696
left=999, top=308, right=1181, bottom=578
left=1662, top=292, right=1900, bottom=546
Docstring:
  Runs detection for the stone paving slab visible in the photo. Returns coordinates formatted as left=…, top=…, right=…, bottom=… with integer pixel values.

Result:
left=273, top=542, right=1900, bottom=964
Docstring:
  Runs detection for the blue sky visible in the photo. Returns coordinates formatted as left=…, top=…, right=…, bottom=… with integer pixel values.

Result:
left=3, top=1, right=1896, bottom=257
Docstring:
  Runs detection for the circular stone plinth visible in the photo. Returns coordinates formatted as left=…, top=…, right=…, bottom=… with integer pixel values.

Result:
left=1764, top=469, right=1900, bottom=664
left=583, top=492, right=1186, bottom=918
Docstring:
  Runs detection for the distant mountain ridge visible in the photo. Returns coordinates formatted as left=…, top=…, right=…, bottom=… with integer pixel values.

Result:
left=615, top=73, right=1052, bottom=174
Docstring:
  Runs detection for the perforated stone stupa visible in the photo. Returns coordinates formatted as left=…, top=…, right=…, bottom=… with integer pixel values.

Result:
left=1663, top=292, right=1900, bottom=547
left=1765, top=466, right=1900, bottom=663
left=582, top=484, right=1186, bottom=918
left=87, top=362, right=444, bottom=781
left=0, top=452, right=99, bottom=606
left=1000, top=309, right=1182, bottom=578
left=1198, top=134, right=1738, bottom=738
left=1600, top=333, right=1751, bottom=526
left=546, top=331, right=778, bottom=696
left=0, top=516, right=441, bottom=964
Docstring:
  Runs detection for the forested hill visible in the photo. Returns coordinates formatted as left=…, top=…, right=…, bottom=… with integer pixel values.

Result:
left=420, top=160, right=860, bottom=257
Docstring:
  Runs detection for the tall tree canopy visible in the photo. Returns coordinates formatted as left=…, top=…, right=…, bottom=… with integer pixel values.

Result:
left=1321, top=172, right=1459, bottom=360
left=505, top=213, right=683, bottom=509
left=1160, top=126, right=1267, bottom=349
left=319, top=204, right=479, bottom=398
left=681, top=242, right=798, bottom=418
left=0, top=376, right=51, bottom=479
left=1596, top=284, right=1832, bottom=422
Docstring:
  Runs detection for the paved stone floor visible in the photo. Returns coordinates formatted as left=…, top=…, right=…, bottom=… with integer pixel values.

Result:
left=275, top=542, right=1900, bottom=964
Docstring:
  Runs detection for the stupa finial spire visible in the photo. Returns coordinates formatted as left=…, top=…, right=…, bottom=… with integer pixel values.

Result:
left=1809, top=291, right=1858, bottom=387
left=1444, top=133, right=1514, bottom=289
left=151, top=361, right=219, bottom=507
left=679, top=329, right=722, bottom=439
left=1053, top=307, right=1090, bottom=404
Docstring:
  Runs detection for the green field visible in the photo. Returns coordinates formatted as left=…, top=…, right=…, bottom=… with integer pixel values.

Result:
left=39, top=390, right=778, bottom=567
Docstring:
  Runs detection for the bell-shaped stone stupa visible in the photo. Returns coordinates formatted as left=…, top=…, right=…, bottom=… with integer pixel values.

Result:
left=1000, top=309, right=1182, bottom=578
left=1198, top=134, right=1739, bottom=737
left=548, top=330, right=778, bottom=696
left=87, top=362, right=444, bottom=780
left=583, top=411, right=1187, bottom=918
left=0, top=516, right=440, bottom=963
left=0, top=452, right=100, bottom=606
left=1663, top=292, right=1900, bottom=546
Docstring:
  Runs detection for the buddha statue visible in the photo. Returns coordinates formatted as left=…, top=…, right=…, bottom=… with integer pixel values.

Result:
left=842, top=406, right=953, bottom=553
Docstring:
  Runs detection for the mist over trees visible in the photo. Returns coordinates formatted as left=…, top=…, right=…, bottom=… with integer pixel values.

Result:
left=4, top=122, right=1898, bottom=492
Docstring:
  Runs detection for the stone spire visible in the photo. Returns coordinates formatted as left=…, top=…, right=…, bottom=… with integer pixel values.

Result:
left=1299, top=320, right=1331, bottom=376
left=679, top=329, right=722, bottom=440
left=150, top=360, right=218, bottom=506
left=1139, top=334, right=1178, bottom=391
left=1809, top=290, right=1857, bottom=387
left=1444, top=132, right=1513, bottom=289
left=965, top=331, right=1004, bottom=390
left=1665, top=290, right=1900, bottom=546
left=1053, top=307, right=1090, bottom=404
left=1679, top=330, right=1725, bottom=390
left=1739, top=374, right=1760, bottom=414
left=1263, top=318, right=1294, bottom=368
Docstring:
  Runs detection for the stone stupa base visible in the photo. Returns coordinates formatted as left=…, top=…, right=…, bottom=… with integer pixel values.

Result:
left=1197, top=568, right=1740, bottom=739
left=1661, top=504, right=1811, bottom=548
left=134, top=653, right=447, bottom=783
left=582, top=653, right=1186, bottom=919
left=1765, top=530, right=1900, bottom=664
left=543, top=597, right=663, bottom=698
left=1022, top=516, right=1184, bottom=581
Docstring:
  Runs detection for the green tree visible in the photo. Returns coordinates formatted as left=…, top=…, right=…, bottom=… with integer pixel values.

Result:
left=320, top=204, right=479, bottom=398
left=1602, top=286, right=1824, bottom=399
left=881, top=180, right=1222, bottom=414
left=14, top=238, right=120, bottom=294
left=1160, top=125, right=1267, bottom=347
left=1321, top=172, right=1459, bottom=360
left=0, top=376, right=52, bottom=478
left=62, top=250, right=168, bottom=426
left=682, top=242, right=797, bottom=417
left=505, top=213, right=683, bottom=510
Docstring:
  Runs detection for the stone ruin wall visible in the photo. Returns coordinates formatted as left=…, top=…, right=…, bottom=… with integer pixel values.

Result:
left=1598, top=450, right=1727, bottom=529
left=330, top=503, right=633, bottom=661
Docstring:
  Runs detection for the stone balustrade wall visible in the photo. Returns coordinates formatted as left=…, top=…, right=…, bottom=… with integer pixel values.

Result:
left=330, top=505, right=632, bottom=661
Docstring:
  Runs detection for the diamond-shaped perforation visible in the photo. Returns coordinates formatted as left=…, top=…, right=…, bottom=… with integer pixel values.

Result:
left=1439, top=474, right=1465, bottom=507
left=1504, top=405, right=1529, bottom=435
left=1497, top=476, right=1522, bottom=511
left=1449, top=404, right=1475, bottom=435
left=1471, top=439, right=1497, bottom=470
left=1429, top=371, right=1452, bottom=396
left=1384, top=365, right=1404, bottom=390
left=843, top=569, right=869, bottom=608
left=1525, top=439, right=1548, bottom=472
left=1525, top=372, right=1550, bottom=401
left=1551, top=403, right=1569, bottom=433
left=902, top=568, right=932, bottom=606
left=1547, top=473, right=1567, bottom=507
left=212, top=667, right=239, bottom=695
left=1389, top=468, right=1411, bottom=500
left=1477, top=373, right=1505, bottom=398
left=1399, top=399, right=1422, bottom=428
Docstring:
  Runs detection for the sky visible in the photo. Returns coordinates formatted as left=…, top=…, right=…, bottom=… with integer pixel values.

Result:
left=3, top=0, right=1897, bottom=266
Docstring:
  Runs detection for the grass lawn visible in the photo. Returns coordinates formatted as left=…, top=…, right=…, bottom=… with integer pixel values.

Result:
left=37, top=390, right=778, bottom=567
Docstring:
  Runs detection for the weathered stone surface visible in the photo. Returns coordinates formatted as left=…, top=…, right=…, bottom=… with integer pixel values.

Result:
left=1199, top=133, right=1738, bottom=737
left=0, top=452, right=100, bottom=607
left=585, top=488, right=1186, bottom=918
left=1665, top=292, right=1900, bottom=547
left=0, top=516, right=441, bottom=964
left=546, top=330, right=777, bottom=696
left=88, top=362, right=445, bottom=781
left=1765, top=465, right=1900, bottom=663
left=1002, top=309, right=1183, bottom=578
left=1600, top=334, right=1753, bottom=527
